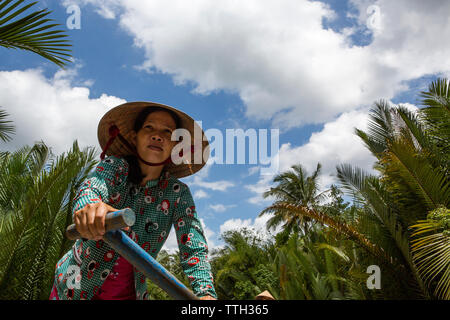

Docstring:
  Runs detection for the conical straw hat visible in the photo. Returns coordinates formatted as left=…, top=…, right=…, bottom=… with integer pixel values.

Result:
left=255, top=290, right=275, bottom=300
left=98, top=101, right=209, bottom=178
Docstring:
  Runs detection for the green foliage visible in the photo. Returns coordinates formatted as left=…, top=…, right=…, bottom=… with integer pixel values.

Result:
left=260, top=163, right=330, bottom=235
left=419, top=78, right=450, bottom=165
left=0, top=0, right=72, bottom=67
left=210, top=226, right=375, bottom=300
left=211, top=78, right=450, bottom=300
left=0, top=109, right=15, bottom=142
left=146, top=249, right=190, bottom=300
left=0, top=141, right=97, bottom=299
left=209, top=228, right=277, bottom=300
left=0, top=78, right=448, bottom=300
left=410, top=206, right=450, bottom=299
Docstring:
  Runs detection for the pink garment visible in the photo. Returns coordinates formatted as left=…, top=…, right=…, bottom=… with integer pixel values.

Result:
left=93, top=256, right=136, bottom=300
left=49, top=256, right=136, bottom=300
left=49, top=284, right=59, bottom=300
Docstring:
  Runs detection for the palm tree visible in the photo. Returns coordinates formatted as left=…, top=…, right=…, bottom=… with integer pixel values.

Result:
left=0, top=141, right=97, bottom=299
left=406, top=78, right=450, bottom=300
left=259, top=163, right=329, bottom=236
left=259, top=78, right=449, bottom=299
left=0, top=0, right=72, bottom=68
left=0, top=2, right=81, bottom=299
left=330, top=100, right=446, bottom=299
left=0, top=97, right=97, bottom=301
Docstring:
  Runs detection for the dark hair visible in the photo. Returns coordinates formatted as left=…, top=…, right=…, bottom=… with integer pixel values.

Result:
left=124, top=106, right=181, bottom=185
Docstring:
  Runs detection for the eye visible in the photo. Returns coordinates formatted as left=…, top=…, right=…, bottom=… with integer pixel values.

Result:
left=145, top=125, right=153, bottom=130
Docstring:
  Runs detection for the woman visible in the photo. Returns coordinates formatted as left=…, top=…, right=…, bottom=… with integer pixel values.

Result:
left=50, top=102, right=216, bottom=300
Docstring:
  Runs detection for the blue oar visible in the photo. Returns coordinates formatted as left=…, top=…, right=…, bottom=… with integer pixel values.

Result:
left=66, top=209, right=199, bottom=300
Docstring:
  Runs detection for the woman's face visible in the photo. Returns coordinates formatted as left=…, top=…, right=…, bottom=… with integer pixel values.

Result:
left=133, top=110, right=177, bottom=164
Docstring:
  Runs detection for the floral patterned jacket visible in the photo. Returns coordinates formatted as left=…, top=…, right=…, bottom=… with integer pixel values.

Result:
left=52, top=156, right=216, bottom=300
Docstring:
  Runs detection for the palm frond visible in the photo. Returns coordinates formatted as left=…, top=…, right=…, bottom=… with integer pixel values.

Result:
left=419, top=78, right=450, bottom=174
left=420, top=78, right=450, bottom=113
left=365, top=100, right=396, bottom=149
left=265, top=202, right=398, bottom=267
left=410, top=207, right=450, bottom=300
left=384, top=140, right=449, bottom=209
left=0, top=0, right=72, bottom=68
left=0, top=141, right=97, bottom=299
left=355, top=128, right=386, bottom=158
left=0, top=108, right=15, bottom=142
left=336, top=163, right=430, bottom=297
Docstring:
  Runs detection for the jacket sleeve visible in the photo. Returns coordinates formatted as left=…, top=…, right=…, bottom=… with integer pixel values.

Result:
left=173, top=184, right=217, bottom=299
left=72, top=156, right=129, bottom=221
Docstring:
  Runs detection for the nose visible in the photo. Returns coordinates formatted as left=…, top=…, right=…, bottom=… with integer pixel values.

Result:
left=151, top=134, right=163, bottom=142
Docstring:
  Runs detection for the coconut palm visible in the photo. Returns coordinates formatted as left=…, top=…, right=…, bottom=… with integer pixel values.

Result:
left=0, top=0, right=72, bottom=67
left=259, top=163, right=329, bottom=236
left=0, top=141, right=97, bottom=299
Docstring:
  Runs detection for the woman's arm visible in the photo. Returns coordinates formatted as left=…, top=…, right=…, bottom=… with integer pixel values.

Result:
left=173, top=184, right=217, bottom=299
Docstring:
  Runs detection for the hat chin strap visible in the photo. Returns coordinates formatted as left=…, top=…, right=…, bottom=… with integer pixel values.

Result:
left=101, top=125, right=194, bottom=168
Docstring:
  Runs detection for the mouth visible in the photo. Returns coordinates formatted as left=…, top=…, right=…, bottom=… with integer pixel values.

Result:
left=148, top=145, right=163, bottom=152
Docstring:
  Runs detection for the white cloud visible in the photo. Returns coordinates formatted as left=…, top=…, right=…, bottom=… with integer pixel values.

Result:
left=219, top=214, right=278, bottom=240
left=399, top=102, right=419, bottom=114
left=193, top=189, right=209, bottom=199
left=245, top=108, right=378, bottom=204
left=220, top=218, right=253, bottom=234
left=209, top=203, right=236, bottom=213
left=245, top=100, right=419, bottom=204
left=0, top=67, right=126, bottom=155
left=246, top=174, right=275, bottom=206
left=62, top=0, right=450, bottom=129
left=192, top=179, right=235, bottom=192
left=247, top=166, right=260, bottom=177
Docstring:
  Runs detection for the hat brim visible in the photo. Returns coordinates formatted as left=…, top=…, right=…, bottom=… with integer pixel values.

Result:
left=98, top=101, right=210, bottom=179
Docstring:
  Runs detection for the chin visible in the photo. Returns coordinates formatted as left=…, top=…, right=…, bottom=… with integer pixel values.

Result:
left=140, top=150, right=168, bottom=164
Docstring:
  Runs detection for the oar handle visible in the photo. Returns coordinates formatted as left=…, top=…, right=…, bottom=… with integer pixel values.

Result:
left=65, top=208, right=136, bottom=240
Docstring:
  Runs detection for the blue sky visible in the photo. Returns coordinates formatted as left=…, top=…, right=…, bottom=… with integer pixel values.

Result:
left=1, top=0, right=449, bottom=251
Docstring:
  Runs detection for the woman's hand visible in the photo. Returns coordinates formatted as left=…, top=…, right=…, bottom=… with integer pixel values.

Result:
left=199, top=295, right=216, bottom=300
left=74, top=201, right=125, bottom=240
